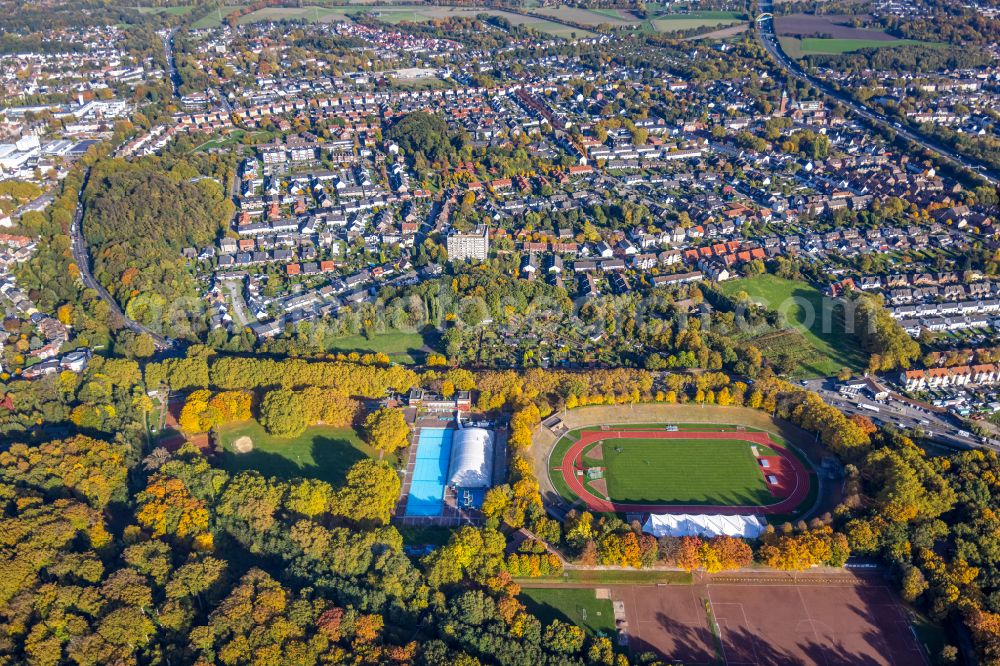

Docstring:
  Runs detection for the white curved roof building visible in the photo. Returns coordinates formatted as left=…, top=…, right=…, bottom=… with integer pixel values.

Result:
left=447, top=427, right=494, bottom=488
left=642, top=514, right=767, bottom=539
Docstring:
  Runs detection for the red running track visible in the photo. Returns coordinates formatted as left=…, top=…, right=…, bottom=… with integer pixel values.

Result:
left=559, top=429, right=811, bottom=515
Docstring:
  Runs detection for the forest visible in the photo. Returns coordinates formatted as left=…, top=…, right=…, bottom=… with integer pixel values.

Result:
left=3, top=329, right=1000, bottom=662
left=82, top=156, right=235, bottom=338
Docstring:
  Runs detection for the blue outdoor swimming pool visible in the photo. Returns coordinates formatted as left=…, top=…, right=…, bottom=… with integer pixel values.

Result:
left=405, top=427, right=454, bottom=516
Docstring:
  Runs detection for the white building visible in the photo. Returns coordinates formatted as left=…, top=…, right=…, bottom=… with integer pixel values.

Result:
left=447, top=426, right=494, bottom=488
left=642, top=513, right=767, bottom=539
left=447, top=225, right=489, bottom=262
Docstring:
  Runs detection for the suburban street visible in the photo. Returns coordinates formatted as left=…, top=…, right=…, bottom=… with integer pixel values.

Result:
left=162, top=29, right=181, bottom=98
left=755, top=3, right=1000, bottom=186
left=70, top=168, right=173, bottom=350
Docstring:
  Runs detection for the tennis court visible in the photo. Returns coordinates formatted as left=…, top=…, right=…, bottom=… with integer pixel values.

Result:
left=405, top=427, right=454, bottom=516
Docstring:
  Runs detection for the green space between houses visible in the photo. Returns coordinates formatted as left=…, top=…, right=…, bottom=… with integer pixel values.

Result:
left=719, top=274, right=867, bottom=377
left=519, top=588, right=617, bottom=635
left=215, top=420, right=394, bottom=485
left=598, top=438, right=772, bottom=505
left=325, top=329, right=436, bottom=364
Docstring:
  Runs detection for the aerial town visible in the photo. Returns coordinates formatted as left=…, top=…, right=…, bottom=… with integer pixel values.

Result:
left=1, top=1, right=1000, bottom=665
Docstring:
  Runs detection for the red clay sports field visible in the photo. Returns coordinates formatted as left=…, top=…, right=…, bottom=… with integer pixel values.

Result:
left=558, top=429, right=811, bottom=515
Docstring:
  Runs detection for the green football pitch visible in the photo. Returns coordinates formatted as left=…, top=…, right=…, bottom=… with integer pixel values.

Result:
left=593, top=438, right=773, bottom=506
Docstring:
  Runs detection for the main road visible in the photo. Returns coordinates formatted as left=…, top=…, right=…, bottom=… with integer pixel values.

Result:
left=162, top=29, right=181, bottom=98
left=754, top=2, right=999, bottom=186
left=70, top=169, right=173, bottom=350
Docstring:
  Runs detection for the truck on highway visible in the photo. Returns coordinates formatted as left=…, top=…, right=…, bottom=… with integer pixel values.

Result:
left=859, top=403, right=880, bottom=413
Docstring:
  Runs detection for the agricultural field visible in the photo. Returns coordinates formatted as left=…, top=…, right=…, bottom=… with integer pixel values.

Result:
left=233, top=4, right=595, bottom=37
left=134, top=5, right=194, bottom=15
left=359, top=5, right=592, bottom=37
left=781, top=36, right=937, bottom=57
left=236, top=6, right=352, bottom=24
left=648, top=10, right=746, bottom=33
left=192, top=6, right=240, bottom=29
left=215, top=420, right=393, bottom=485
left=532, top=5, right=637, bottom=27
left=596, top=437, right=773, bottom=506
left=719, top=274, right=867, bottom=377
left=520, top=588, right=617, bottom=636
left=775, top=13, right=938, bottom=57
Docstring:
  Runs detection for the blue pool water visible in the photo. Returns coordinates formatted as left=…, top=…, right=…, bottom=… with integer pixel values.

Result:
left=405, top=427, right=454, bottom=516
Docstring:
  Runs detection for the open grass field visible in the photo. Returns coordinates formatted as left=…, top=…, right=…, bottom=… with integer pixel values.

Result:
left=520, top=588, right=617, bottom=636
left=780, top=35, right=937, bottom=57
left=598, top=437, right=773, bottom=505
left=192, top=7, right=239, bottom=29
left=210, top=0, right=603, bottom=36
left=533, top=5, right=635, bottom=26
left=237, top=6, right=352, bottom=24
left=719, top=274, right=866, bottom=377
left=233, top=4, right=597, bottom=36
left=215, top=420, right=393, bottom=485
left=326, top=328, right=436, bottom=364
left=646, top=10, right=745, bottom=33
left=774, top=12, right=939, bottom=57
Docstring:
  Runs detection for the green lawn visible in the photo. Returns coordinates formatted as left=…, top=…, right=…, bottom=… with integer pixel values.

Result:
left=780, top=35, right=939, bottom=57
left=719, top=274, right=866, bottom=377
left=215, top=420, right=391, bottom=485
left=600, top=438, right=772, bottom=505
left=520, top=588, right=617, bottom=636
left=326, top=329, right=436, bottom=364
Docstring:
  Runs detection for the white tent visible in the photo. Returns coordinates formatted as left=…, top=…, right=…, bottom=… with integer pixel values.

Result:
left=642, top=513, right=767, bottom=539
left=447, top=427, right=494, bottom=488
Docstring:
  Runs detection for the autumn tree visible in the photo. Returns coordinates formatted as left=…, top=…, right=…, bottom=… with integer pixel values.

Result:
left=363, top=407, right=410, bottom=453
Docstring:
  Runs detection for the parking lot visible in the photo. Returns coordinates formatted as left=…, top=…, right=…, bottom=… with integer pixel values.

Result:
left=801, top=378, right=991, bottom=451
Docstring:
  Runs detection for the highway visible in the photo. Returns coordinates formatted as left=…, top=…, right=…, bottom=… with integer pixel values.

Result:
left=754, top=3, right=999, bottom=186
left=70, top=169, right=173, bottom=350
